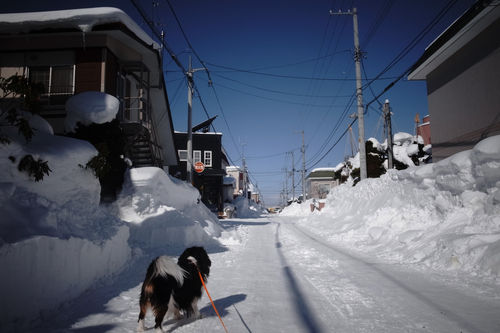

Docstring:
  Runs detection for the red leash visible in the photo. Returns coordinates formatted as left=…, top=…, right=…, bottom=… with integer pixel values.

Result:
left=198, top=270, right=229, bottom=333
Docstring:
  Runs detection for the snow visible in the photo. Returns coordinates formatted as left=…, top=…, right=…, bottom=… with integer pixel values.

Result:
left=281, top=135, right=500, bottom=281
left=65, top=92, right=119, bottom=132
left=0, top=104, right=233, bottom=331
left=0, top=7, right=159, bottom=49
left=1, top=94, right=500, bottom=331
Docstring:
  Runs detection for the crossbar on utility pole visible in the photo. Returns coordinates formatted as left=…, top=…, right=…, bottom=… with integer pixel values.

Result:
left=331, top=8, right=367, bottom=180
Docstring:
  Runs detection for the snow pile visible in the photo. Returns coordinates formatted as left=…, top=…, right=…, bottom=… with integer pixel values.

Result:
left=113, top=167, right=224, bottom=248
left=1, top=112, right=100, bottom=207
left=286, top=135, right=500, bottom=281
left=0, top=101, right=226, bottom=329
left=65, top=91, right=119, bottom=132
left=0, top=114, right=131, bottom=330
left=232, top=195, right=265, bottom=218
left=370, top=132, right=430, bottom=167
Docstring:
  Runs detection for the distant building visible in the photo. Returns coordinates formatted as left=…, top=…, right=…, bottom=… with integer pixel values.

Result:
left=226, top=166, right=250, bottom=199
left=169, top=132, right=228, bottom=214
left=408, top=1, right=500, bottom=161
left=306, top=168, right=339, bottom=200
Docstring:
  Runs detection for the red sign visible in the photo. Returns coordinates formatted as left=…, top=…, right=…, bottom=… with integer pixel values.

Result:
left=194, top=162, right=205, bottom=173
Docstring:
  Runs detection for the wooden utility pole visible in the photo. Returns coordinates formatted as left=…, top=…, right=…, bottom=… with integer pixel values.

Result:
left=383, top=100, right=393, bottom=169
left=331, top=8, right=367, bottom=180
left=301, top=131, right=306, bottom=201
left=291, top=151, right=295, bottom=201
left=186, top=56, right=208, bottom=184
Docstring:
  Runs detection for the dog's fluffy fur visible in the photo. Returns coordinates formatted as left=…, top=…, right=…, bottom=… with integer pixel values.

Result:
left=137, top=246, right=211, bottom=332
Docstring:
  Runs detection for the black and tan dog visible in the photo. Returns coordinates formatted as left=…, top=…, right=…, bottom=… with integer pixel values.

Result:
left=137, top=246, right=211, bottom=332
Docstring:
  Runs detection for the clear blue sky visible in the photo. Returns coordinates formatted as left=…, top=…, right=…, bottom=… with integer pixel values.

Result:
left=2, top=0, right=476, bottom=206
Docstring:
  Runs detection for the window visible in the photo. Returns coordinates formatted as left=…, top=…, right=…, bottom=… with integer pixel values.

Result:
left=204, top=151, right=212, bottom=167
left=28, top=65, right=74, bottom=106
left=178, top=150, right=188, bottom=161
left=193, top=150, right=202, bottom=164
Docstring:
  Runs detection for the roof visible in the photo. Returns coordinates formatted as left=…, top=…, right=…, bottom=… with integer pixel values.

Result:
left=0, top=7, right=159, bottom=49
left=307, top=169, right=337, bottom=179
left=408, top=0, right=500, bottom=80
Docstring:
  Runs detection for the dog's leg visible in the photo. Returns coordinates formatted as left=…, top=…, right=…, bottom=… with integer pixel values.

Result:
left=137, top=300, right=148, bottom=332
left=154, top=308, right=167, bottom=333
left=192, top=299, right=203, bottom=319
left=137, top=318, right=146, bottom=332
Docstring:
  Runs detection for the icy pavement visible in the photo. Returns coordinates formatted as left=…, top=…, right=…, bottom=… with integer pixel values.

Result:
left=35, top=216, right=500, bottom=333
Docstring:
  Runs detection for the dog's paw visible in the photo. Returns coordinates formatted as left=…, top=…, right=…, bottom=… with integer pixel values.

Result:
left=137, top=319, right=145, bottom=332
left=174, top=309, right=184, bottom=320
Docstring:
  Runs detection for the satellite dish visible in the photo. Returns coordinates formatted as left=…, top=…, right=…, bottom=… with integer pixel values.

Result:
left=192, top=115, right=218, bottom=133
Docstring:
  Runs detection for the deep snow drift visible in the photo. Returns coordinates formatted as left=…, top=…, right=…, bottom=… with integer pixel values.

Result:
left=282, top=135, right=500, bottom=282
left=0, top=97, right=231, bottom=331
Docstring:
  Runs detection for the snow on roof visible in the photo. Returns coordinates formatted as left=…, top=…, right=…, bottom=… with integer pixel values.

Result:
left=0, top=7, right=159, bottom=50
left=227, top=166, right=244, bottom=172
left=310, top=167, right=337, bottom=173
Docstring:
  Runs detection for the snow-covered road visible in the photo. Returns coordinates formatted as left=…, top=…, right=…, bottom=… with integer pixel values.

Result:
left=37, top=216, right=500, bottom=333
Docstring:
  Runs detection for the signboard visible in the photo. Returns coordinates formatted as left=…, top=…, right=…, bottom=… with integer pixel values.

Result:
left=194, top=161, right=205, bottom=173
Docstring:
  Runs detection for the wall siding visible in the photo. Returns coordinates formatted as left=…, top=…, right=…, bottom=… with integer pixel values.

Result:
left=427, top=17, right=500, bottom=161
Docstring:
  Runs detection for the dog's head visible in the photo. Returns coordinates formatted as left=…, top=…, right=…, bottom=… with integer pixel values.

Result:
left=179, top=246, right=211, bottom=277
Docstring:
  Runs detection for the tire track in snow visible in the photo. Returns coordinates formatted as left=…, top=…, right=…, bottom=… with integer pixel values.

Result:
left=274, top=222, right=324, bottom=333
left=275, top=216, right=498, bottom=333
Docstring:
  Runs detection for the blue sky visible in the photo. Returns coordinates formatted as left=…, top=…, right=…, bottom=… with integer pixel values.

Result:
left=2, top=0, right=476, bottom=206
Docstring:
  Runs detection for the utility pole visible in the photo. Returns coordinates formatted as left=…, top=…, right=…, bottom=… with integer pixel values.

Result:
left=240, top=141, right=248, bottom=199
left=383, top=100, right=393, bottom=169
left=283, top=166, right=288, bottom=203
left=294, top=131, right=306, bottom=201
left=291, top=151, right=295, bottom=201
left=186, top=56, right=207, bottom=184
left=331, top=8, right=367, bottom=180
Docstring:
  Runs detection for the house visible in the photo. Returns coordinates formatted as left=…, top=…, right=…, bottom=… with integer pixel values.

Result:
left=306, top=168, right=340, bottom=200
left=417, top=114, right=431, bottom=146
left=169, top=131, right=229, bottom=214
left=0, top=7, right=178, bottom=169
left=226, top=165, right=251, bottom=199
left=408, top=0, right=500, bottom=161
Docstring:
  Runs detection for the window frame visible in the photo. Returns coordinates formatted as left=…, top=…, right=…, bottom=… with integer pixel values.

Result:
left=178, top=150, right=188, bottom=161
left=204, top=151, right=212, bottom=167
left=193, top=150, right=202, bottom=164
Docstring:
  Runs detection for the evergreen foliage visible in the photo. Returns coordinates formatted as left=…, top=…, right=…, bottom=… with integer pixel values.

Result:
left=66, top=119, right=128, bottom=200
left=0, top=74, right=52, bottom=181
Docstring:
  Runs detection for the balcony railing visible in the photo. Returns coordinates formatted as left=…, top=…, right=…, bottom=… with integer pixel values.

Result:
left=40, top=85, right=74, bottom=108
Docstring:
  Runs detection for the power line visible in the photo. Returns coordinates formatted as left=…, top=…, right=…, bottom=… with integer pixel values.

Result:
left=205, top=62, right=398, bottom=81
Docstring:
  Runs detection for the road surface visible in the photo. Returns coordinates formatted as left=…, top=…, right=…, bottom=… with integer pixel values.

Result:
left=38, top=215, right=500, bottom=332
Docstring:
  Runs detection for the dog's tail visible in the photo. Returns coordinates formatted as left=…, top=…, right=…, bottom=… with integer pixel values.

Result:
left=153, top=256, right=187, bottom=285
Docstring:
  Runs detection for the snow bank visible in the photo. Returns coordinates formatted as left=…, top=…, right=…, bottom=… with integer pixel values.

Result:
left=0, top=114, right=131, bottom=330
left=114, top=167, right=224, bottom=248
left=0, top=113, right=100, bottom=207
left=232, top=196, right=264, bottom=218
left=284, top=135, right=500, bottom=282
left=0, top=226, right=130, bottom=332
